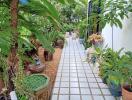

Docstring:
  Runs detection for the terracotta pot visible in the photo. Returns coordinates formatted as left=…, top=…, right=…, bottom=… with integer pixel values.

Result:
left=44, top=50, right=53, bottom=61
left=0, top=73, right=4, bottom=93
left=56, top=39, right=64, bottom=49
left=38, top=47, right=45, bottom=64
left=122, top=85, right=132, bottom=100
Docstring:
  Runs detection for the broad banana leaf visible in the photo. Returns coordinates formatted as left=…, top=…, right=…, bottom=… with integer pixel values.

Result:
left=19, top=0, right=60, bottom=26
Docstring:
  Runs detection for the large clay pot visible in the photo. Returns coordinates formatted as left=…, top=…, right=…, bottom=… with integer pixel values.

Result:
left=122, top=85, right=132, bottom=100
left=38, top=47, right=45, bottom=64
left=56, top=39, right=64, bottom=49
left=0, top=73, right=4, bottom=93
left=0, top=80, right=4, bottom=92
left=44, top=50, right=53, bottom=61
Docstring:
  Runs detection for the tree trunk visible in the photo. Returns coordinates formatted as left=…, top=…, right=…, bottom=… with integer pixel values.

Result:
left=7, top=0, right=19, bottom=92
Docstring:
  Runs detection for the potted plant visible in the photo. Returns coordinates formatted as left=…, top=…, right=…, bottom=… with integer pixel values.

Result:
left=105, top=49, right=123, bottom=96
left=122, top=85, right=132, bottom=100
left=88, top=33, right=103, bottom=47
left=55, top=39, right=64, bottom=49
left=15, top=74, right=50, bottom=100
left=107, top=71, right=123, bottom=97
left=37, top=32, right=56, bottom=61
left=54, top=32, right=65, bottom=49
left=122, top=51, right=132, bottom=100
left=23, top=45, right=45, bottom=73
left=94, top=47, right=125, bottom=96
left=78, top=19, right=87, bottom=44
left=93, top=47, right=112, bottom=83
left=44, top=50, right=53, bottom=61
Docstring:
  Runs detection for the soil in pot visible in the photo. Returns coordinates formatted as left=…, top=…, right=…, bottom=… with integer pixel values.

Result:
left=108, top=82, right=122, bottom=97
left=122, top=85, right=132, bottom=100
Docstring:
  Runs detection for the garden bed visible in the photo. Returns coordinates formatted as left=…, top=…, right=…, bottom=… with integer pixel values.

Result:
left=38, top=48, right=62, bottom=99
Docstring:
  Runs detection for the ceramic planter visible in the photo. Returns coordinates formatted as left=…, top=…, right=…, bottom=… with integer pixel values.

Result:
left=108, top=82, right=122, bottom=97
left=28, top=64, right=45, bottom=73
left=122, top=85, right=132, bottom=100
left=79, top=38, right=84, bottom=44
left=0, top=95, right=5, bottom=100
left=102, top=76, right=107, bottom=84
left=10, top=91, right=17, bottom=100
left=94, top=41, right=103, bottom=47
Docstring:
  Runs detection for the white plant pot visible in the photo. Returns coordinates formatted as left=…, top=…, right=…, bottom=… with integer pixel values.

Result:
left=10, top=91, right=17, bottom=100
left=79, top=38, right=84, bottom=44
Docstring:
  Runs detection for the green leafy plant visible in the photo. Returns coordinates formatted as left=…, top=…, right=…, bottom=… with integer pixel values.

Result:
left=0, top=0, right=93, bottom=98
left=0, top=53, right=8, bottom=89
left=22, top=74, right=49, bottom=92
left=88, top=0, right=132, bottom=35
left=63, top=23, right=74, bottom=32
left=77, top=18, right=87, bottom=38
left=94, top=47, right=132, bottom=88
left=0, top=0, right=75, bottom=97
left=94, top=47, right=124, bottom=84
left=122, top=51, right=132, bottom=92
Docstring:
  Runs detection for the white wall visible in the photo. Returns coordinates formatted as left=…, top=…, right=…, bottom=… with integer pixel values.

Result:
left=102, top=13, right=132, bottom=51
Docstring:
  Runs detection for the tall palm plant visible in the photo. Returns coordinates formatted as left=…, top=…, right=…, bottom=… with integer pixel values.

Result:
left=0, top=0, right=77, bottom=92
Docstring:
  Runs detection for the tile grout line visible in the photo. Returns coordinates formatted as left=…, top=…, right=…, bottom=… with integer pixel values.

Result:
left=57, top=41, right=66, bottom=100
left=74, top=39, right=82, bottom=100
left=76, top=39, right=94, bottom=100
left=88, top=63, right=106, bottom=100
left=69, top=37, right=71, bottom=100
left=77, top=39, right=108, bottom=100
left=51, top=37, right=116, bottom=100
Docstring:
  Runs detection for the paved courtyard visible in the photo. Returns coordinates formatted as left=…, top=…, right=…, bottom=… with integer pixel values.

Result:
left=51, top=37, right=117, bottom=100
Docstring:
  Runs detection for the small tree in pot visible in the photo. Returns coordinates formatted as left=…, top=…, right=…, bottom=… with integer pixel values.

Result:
left=54, top=32, right=65, bottom=49
left=78, top=19, right=87, bottom=44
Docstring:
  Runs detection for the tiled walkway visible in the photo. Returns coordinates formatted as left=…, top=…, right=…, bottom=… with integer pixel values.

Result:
left=51, top=37, right=116, bottom=100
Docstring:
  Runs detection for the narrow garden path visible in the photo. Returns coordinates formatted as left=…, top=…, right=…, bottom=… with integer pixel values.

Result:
left=51, top=36, right=116, bottom=100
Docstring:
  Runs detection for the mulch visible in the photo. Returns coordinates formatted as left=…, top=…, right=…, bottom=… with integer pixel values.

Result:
left=38, top=47, right=62, bottom=99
